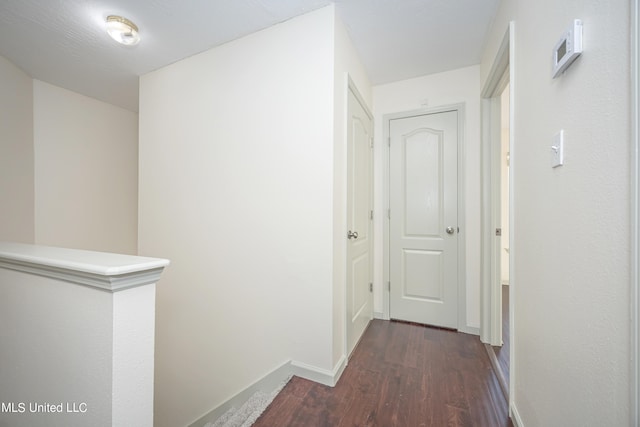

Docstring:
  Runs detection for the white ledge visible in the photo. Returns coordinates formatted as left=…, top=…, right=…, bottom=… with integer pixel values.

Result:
left=0, top=242, right=170, bottom=292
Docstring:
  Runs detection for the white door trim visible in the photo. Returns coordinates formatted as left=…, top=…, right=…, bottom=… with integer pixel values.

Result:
left=382, top=103, right=469, bottom=333
left=480, top=27, right=511, bottom=347
left=631, top=0, right=639, bottom=424
left=480, top=22, right=516, bottom=410
left=343, top=74, right=374, bottom=362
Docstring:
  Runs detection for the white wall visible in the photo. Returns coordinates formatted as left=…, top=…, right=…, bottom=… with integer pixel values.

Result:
left=0, top=268, right=113, bottom=426
left=139, top=7, right=340, bottom=427
left=481, top=0, right=630, bottom=425
left=0, top=55, right=34, bottom=243
left=33, top=80, right=138, bottom=254
left=372, top=65, right=482, bottom=330
left=331, top=12, right=372, bottom=369
left=0, top=243, right=165, bottom=427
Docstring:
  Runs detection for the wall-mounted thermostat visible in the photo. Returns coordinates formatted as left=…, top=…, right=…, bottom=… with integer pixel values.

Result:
left=552, top=19, right=583, bottom=78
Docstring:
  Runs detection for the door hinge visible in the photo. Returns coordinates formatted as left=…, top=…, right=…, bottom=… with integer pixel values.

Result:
left=370, top=210, right=374, bottom=220
left=369, top=283, right=373, bottom=292
left=387, top=208, right=391, bottom=219
left=370, top=137, right=374, bottom=149
left=388, top=281, right=391, bottom=292
left=387, top=136, right=391, bottom=147
left=496, top=228, right=502, bottom=236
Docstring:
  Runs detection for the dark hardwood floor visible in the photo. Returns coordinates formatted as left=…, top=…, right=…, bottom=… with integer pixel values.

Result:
left=253, top=320, right=513, bottom=427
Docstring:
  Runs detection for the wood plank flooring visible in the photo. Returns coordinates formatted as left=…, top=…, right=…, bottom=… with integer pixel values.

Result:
left=253, top=320, right=513, bottom=427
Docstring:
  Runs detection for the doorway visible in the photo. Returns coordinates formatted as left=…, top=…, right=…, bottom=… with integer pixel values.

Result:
left=383, top=105, right=466, bottom=330
left=489, top=83, right=511, bottom=396
left=346, top=82, right=374, bottom=357
left=480, top=23, right=514, bottom=402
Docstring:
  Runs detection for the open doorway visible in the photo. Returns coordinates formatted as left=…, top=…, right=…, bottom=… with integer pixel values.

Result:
left=490, top=83, right=510, bottom=394
left=480, top=23, right=514, bottom=403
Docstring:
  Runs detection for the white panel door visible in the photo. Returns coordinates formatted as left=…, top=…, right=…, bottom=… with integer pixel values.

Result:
left=389, top=110, right=458, bottom=328
left=346, top=87, right=373, bottom=356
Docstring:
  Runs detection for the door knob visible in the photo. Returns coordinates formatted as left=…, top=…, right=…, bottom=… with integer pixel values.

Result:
left=446, top=227, right=455, bottom=235
left=347, top=230, right=359, bottom=239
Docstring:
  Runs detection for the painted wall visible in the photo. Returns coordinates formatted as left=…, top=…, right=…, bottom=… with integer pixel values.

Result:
left=33, top=80, right=138, bottom=254
left=139, top=7, right=341, bottom=427
left=372, top=65, right=482, bottom=331
left=0, top=244, right=163, bottom=427
left=481, top=0, right=630, bottom=425
left=331, top=12, right=372, bottom=370
left=0, top=268, right=113, bottom=426
left=0, top=55, right=34, bottom=243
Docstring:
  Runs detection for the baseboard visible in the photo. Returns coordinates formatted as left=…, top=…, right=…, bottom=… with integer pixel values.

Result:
left=373, top=311, right=385, bottom=319
left=188, top=356, right=348, bottom=427
left=459, top=325, right=480, bottom=336
left=484, top=343, right=508, bottom=399
left=510, top=401, right=524, bottom=427
left=291, top=354, right=347, bottom=387
left=187, top=361, right=292, bottom=427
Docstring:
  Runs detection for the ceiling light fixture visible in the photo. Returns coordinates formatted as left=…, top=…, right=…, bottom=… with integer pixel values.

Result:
left=106, top=15, right=140, bottom=46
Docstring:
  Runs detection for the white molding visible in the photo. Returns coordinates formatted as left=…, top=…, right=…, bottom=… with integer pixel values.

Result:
left=291, top=354, right=347, bottom=387
left=484, top=343, right=508, bottom=399
left=631, top=0, right=639, bottom=425
left=507, top=21, right=516, bottom=413
left=480, top=22, right=516, bottom=417
left=382, top=103, right=468, bottom=331
left=344, top=74, right=375, bottom=365
left=459, top=325, right=480, bottom=336
left=383, top=114, right=391, bottom=320
left=480, top=26, right=511, bottom=347
left=188, top=356, right=348, bottom=427
left=511, top=402, right=525, bottom=427
left=347, top=75, right=373, bottom=120
left=0, top=242, right=169, bottom=292
left=373, top=311, right=385, bottom=319
left=0, top=259, right=166, bottom=292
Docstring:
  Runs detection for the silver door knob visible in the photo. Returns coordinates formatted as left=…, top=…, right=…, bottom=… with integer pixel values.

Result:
left=347, top=230, right=359, bottom=239
left=446, top=227, right=455, bottom=235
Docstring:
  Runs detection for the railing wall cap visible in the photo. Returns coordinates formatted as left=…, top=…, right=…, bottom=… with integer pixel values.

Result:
left=0, top=242, right=170, bottom=292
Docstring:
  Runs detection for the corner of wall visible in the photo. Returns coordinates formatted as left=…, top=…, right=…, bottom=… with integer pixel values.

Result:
left=0, top=54, right=35, bottom=243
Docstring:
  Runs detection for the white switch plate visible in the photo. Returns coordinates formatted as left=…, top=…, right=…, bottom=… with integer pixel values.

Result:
left=551, top=130, right=564, bottom=168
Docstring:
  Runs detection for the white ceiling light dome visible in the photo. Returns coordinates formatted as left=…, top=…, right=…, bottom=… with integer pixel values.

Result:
left=106, top=15, right=140, bottom=46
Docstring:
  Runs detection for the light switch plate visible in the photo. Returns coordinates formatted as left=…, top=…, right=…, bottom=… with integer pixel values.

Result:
left=551, top=130, right=564, bottom=168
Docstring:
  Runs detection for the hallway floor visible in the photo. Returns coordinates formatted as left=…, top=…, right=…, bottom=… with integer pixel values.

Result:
left=253, top=319, right=513, bottom=427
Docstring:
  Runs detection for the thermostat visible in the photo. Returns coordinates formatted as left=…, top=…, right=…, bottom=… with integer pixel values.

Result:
left=552, top=19, right=583, bottom=78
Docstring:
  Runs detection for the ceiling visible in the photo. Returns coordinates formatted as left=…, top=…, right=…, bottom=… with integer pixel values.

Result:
left=0, top=0, right=500, bottom=112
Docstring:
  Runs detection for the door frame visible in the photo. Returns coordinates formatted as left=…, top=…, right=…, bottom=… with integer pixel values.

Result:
left=480, top=22, right=515, bottom=402
left=631, top=0, right=639, bottom=424
left=344, top=75, right=374, bottom=359
left=382, top=104, right=469, bottom=333
left=480, top=25, right=512, bottom=347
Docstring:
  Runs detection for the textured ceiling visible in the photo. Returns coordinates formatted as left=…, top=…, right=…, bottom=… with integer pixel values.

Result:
left=0, top=0, right=500, bottom=112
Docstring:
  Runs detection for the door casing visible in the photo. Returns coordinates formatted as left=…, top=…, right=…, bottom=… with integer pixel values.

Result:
left=480, top=22, right=515, bottom=409
left=346, top=79, right=374, bottom=356
left=344, top=75, right=374, bottom=360
left=382, top=104, right=470, bottom=333
left=631, top=0, right=639, bottom=424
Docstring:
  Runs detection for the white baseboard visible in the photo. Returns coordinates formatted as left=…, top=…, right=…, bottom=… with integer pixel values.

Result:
left=187, top=361, right=292, bottom=427
left=291, top=354, right=347, bottom=387
left=458, top=325, right=480, bottom=336
left=373, top=311, right=385, bottom=319
left=187, top=356, right=348, bottom=427
left=511, top=401, right=524, bottom=427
